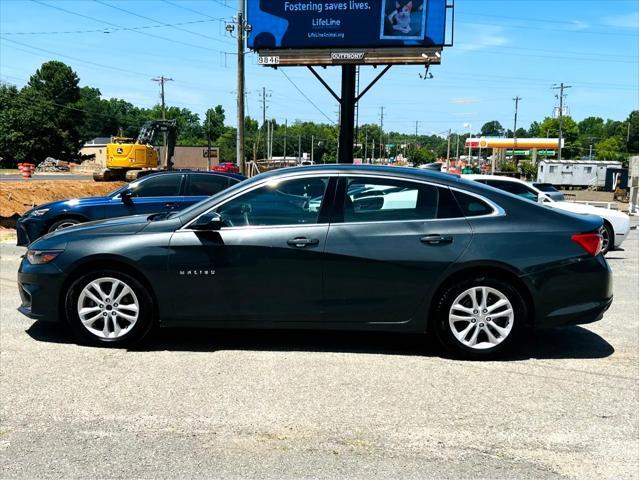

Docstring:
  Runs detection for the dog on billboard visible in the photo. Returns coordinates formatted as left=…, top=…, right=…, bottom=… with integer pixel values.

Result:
left=388, top=1, right=413, bottom=34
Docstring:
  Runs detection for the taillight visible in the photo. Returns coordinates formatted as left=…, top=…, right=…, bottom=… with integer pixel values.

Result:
left=571, top=233, right=603, bottom=256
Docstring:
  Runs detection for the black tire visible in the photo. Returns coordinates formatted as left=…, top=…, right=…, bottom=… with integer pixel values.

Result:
left=64, top=270, right=154, bottom=348
left=48, top=218, right=81, bottom=233
left=601, top=221, right=614, bottom=255
left=433, top=276, right=527, bottom=360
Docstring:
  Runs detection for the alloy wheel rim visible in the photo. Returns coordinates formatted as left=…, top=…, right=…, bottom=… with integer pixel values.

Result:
left=601, top=227, right=610, bottom=252
left=448, top=286, right=514, bottom=350
left=77, top=277, right=139, bottom=339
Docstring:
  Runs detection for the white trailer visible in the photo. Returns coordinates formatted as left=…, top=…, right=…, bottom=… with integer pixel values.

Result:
left=537, top=160, right=622, bottom=188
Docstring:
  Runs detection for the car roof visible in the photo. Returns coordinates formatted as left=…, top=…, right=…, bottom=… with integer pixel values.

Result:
left=138, top=170, right=246, bottom=181
left=256, top=164, right=463, bottom=186
left=464, top=174, right=525, bottom=183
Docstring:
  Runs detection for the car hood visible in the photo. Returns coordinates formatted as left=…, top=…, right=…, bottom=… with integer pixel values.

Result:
left=26, top=196, right=113, bottom=214
left=30, top=214, right=151, bottom=249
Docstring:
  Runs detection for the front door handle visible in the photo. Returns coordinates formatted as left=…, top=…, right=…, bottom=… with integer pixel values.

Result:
left=421, top=234, right=453, bottom=245
left=287, top=237, right=320, bottom=248
left=164, top=202, right=176, bottom=209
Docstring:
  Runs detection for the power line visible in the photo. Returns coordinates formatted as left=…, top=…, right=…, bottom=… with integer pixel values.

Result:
left=93, top=0, right=231, bottom=44
left=161, top=0, right=229, bottom=20
left=459, top=11, right=637, bottom=30
left=2, top=19, right=219, bottom=36
left=279, top=70, right=336, bottom=125
left=457, top=19, right=638, bottom=37
left=30, top=0, right=231, bottom=53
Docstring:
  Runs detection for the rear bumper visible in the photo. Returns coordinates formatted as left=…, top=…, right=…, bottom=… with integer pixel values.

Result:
left=536, top=296, right=613, bottom=328
left=527, top=254, right=613, bottom=328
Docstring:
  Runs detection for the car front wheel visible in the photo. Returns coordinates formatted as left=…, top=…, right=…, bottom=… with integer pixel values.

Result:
left=65, top=270, right=154, bottom=347
left=48, top=218, right=81, bottom=233
left=434, top=277, right=525, bottom=359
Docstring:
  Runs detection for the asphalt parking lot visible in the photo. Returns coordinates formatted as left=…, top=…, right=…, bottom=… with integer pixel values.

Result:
left=1, top=223, right=637, bottom=479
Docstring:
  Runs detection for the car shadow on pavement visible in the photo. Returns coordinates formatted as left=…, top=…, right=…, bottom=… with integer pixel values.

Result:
left=26, top=322, right=614, bottom=360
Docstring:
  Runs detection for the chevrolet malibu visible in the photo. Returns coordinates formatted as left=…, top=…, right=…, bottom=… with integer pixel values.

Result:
left=18, top=165, right=612, bottom=359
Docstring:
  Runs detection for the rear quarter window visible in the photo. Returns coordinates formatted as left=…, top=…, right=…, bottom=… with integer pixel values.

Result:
left=452, top=190, right=494, bottom=217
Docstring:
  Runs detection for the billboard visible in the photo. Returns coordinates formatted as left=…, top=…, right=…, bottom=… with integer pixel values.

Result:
left=247, top=0, right=449, bottom=51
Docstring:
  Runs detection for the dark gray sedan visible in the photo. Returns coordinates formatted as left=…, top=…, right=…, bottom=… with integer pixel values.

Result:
left=18, top=165, right=612, bottom=359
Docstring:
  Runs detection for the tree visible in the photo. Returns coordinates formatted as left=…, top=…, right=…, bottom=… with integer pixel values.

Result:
left=626, top=110, right=639, bottom=153
left=481, top=121, right=504, bottom=137
left=411, top=146, right=436, bottom=165
left=596, top=137, right=625, bottom=161
left=0, top=83, right=22, bottom=167
left=537, top=116, right=580, bottom=159
left=18, top=61, right=84, bottom=163
left=203, top=106, right=226, bottom=143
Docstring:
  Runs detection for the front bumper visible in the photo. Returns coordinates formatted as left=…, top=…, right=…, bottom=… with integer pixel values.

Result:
left=17, top=259, right=66, bottom=323
left=16, top=216, right=48, bottom=247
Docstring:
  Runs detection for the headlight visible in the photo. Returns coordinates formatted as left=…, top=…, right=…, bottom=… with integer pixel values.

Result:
left=30, top=208, right=50, bottom=217
left=26, top=250, right=62, bottom=265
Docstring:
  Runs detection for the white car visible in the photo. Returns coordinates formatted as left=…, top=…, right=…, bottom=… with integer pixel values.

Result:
left=464, top=175, right=630, bottom=254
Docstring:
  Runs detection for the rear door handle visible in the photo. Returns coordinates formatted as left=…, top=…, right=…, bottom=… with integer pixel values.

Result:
left=287, top=237, right=320, bottom=248
left=420, top=234, right=453, bottom=245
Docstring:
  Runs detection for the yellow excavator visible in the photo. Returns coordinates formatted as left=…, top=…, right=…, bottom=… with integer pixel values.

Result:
left=94, top=119, right=177, bottom=182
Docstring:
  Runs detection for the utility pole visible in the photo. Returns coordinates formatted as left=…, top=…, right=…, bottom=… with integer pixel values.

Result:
left=298, top=134, right=301, bottom=164
left=455, top=134, right=460, bottom=163
left=513, top=96, right=522, bottom=165
left=151, top=76, right=173, bottom=168
left=311, top=135, right=315, bottom=164
left=364, top=129, right=368, bottom=163
left=283, top=119, right=287, bottom=161
left=379, top=106, right=385, bottom=163
left=228, top=2, right=248, bottom=175
left=446, top=128, right=451, bottom=170
left=552, top=83, right=572, bottom=161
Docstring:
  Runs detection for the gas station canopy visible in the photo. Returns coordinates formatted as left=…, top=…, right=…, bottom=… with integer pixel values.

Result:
left=465, top=138, right=564, bottom=149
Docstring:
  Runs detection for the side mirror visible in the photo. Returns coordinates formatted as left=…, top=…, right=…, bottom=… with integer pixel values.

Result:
left=191, top=211, right=223, bottom=231
left=121, top=191, right=133, bottom=205
left=537, top=193, right=551, bottom=203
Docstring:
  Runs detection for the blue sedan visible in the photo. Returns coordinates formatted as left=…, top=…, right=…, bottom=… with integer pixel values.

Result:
left=16, top=171, right=245, bottom=246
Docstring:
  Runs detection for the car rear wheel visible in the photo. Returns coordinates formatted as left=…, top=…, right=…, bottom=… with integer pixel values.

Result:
left=48, top=218, right=81, bottom=233
left=434, top=277, right=525, bottom=359
left=65, top=271, right=154, bottom=347
left=601, top=222, right=614, bottom=255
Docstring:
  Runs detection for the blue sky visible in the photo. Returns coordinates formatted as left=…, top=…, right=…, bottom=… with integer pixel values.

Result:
left=1, top=0, right=638, bottom=136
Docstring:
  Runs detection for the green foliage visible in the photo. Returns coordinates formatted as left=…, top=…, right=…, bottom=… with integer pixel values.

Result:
left=500, top=161, right=518, bottom=172
left=518, top=161, right=537, bottom=180
left=626, top=110, right=639, bottom=154
left=411, top=146, right=436, bottom=165
left=481, top=121, right=504, bottom=137
left=595, top=137, right=625, bottom=161
left=0, top=61, right=637, bottom=168
left=537, top=116, right=580, bottom=159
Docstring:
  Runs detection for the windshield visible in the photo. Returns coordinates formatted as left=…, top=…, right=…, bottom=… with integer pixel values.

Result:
left=534, top=183, right=559, bottom=193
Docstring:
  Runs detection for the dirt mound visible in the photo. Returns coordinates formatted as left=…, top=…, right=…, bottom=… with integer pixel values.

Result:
left=0, top=180, right=124, bottom=218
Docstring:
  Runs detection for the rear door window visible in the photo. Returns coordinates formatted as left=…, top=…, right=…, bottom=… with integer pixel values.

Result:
left=187, top=175, right=232, bottom=196
left=340, top=177, right=439, bottom=223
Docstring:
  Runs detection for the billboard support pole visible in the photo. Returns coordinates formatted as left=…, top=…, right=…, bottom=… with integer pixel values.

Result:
left=338, top=65, right=356, bottom=164
left=306, top=64, right=393, bottom=164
